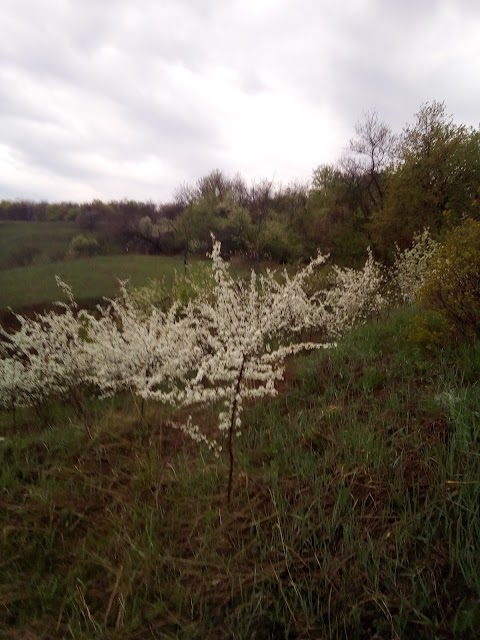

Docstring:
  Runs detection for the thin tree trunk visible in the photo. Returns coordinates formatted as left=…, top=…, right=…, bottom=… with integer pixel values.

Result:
left=227, top=356, right=246, bottom=504
left=11, top=400, right=16, bottom=430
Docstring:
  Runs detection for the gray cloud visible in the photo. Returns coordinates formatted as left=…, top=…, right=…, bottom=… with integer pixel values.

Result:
left=0, top=0, right=479, bottom=202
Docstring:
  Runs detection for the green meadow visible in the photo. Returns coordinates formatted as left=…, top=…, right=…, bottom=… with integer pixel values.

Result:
left=0, top=254, right=196, bottom=310
left=0, top=221, right=81, bottom=270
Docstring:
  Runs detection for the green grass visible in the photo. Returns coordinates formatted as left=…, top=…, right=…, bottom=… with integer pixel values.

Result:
left=1, top=308, right=479, bottom=638
left=0, top=221, right=82, bottom=270
left=0, top=219, right=305, bottom=312
left=0, top=254, right=204, bottom=310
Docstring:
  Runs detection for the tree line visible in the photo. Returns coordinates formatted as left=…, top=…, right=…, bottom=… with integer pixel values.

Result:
left=2, top=101, right=479, bottom=265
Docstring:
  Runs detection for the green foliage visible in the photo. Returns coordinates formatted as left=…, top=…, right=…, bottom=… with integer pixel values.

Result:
left=332, top=225, right=370, bottom=266
left=68, top=234, right=100, bottom=258
left=172, top=189, right=256, bottom=260
left=215, top=197, right=255, bottom=256
left=45, top=203, right=71, bottom=221
left=257, top=216, right=305, bottom=262
left=129, top=261, right=215, bottom=311
left=419, top=219, right=480, bottom=338
left=311, top=163, right=343, bottom=192
left=303, top=189, right=342, bottom=254
left=167, top=199, right=217, bottom=262
left=372, top=102, right=480, bottom=254
left=307, top=163, right=373, bottom=264
left=404, top=309, right=451, bottom=351
left=307, top=165, right=354, bottom=251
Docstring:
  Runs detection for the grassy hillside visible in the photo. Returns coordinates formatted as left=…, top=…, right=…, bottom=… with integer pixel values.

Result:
left=0, top=221, right=82, bottom=270
left=0, top=220, right=306, bottom=313
left=0, top=254, right=197, bottom=309
left=1, top=307, right=479, bottom=639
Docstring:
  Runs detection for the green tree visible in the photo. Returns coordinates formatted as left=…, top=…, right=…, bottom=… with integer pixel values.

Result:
left=305, top=164, right=370, bottom=264
left=215, top=194, right=255, bottom=256
left=306, top=112, right=395, bottom=265
left=68, top=234, right=100, bottom=258
left=372, top=102, right=480, bottom=254
left=257, top=216, right=305, bottom=263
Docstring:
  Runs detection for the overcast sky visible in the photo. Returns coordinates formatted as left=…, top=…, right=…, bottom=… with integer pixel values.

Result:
left=1, top=0, right=479, bottom=203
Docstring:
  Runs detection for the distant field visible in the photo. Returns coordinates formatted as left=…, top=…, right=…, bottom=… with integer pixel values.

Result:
left=0, top=221, right=82, bottom=269
left=0, top=221, right=307, bottom=311
left=0, top=254, right=197, bottom=309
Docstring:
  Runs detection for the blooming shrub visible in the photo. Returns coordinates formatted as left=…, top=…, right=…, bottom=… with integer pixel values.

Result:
left=314, top=249, right=387, bottom=338
left=0, top=279, right=93, bottom=416
left=0, top=242, right=389, bottom=414
left=391, top=229, right=438, bottom=304
left=0, top=239, right=393, bottom=499
left=84, top=282, right=204, bottom=402
left=136, top=240, right=336, bottom=498
left=0, top=357, right=31, bottom=418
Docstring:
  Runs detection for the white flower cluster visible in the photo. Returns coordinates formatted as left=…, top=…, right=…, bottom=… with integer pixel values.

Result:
left=0, top=241, right=387, bottom=457
left=391, top=229, right=438, bottom=304
left=167, top=416, right=223, bottom=458
left=315, top=249, right=387, bottom=338
left=0, top=279, right=94, bottom=413
left=146, top=241, right=337, bottom=449
left=82, top=281, right=203, bottom=402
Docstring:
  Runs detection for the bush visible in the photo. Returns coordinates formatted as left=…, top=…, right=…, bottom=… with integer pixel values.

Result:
left=404, top=311, right=451, bottom=352
left=419, top=219, right=480, bottom=337
left=391, top=229, right=438, bottom=304
left=68, top=234, right=100, bottom=258
left=257, top=217, right=305, bottom=262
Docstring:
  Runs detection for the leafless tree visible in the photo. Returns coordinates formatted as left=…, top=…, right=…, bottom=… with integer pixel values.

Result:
left=348, top=110, right=397, bottom=208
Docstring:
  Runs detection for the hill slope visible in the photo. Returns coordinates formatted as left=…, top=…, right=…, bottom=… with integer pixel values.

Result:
left=1, top=307, right=479, bottom=638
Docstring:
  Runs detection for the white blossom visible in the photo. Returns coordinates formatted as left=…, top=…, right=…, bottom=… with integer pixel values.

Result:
left=312, top=249, right=387, bottom=338
left=390, top=229, right=438, bottom=303
left=0, top=281, right=95, bottom=411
